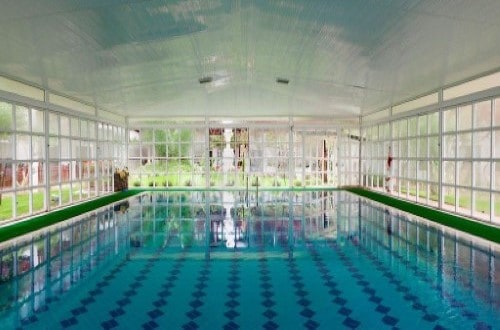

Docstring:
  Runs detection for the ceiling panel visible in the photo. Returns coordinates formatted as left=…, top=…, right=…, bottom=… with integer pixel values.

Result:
left=0, top=0, right=498, bottom=120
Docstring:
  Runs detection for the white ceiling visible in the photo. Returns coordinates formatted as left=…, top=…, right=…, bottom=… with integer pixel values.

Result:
left=0, top=0, right=499, bottom=120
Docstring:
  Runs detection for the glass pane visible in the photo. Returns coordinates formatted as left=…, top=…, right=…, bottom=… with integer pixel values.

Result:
left=0, top=193, right=13, bottom=221
left=457, top=133, right=471, bottom=158
left=429, top=136, right=439, bottom=158
left=443, top=108, right=456, bottom=132
left=71, top=118, right=80, bottom=137
left=408, top=117, right=417, bottom=136
left=474, top=162, right=490, bottom=189
left=458, top=188, right=472, bottom=214
left=32, top=161, right=44, bottom=185
left=458, top=104, right=472, bottom=131
left=32, top=135, right=45, bottom=160
left=418, top=161, right=427, bottom=180
left=443, top=161, right=455, bottom=185
left=473, top=131, right=490, bottom=158
left=88, top=122, right=96, bottom=139
left=16, top=134, right=30, bottom=160
left=474, top=100, right=491, bottom=129
left=474, top=191, right=490, bottom=219
left=429, top=160, right=439, bottom=182
left=0, top=162, right=14, bottom=191
left=443, top=135, right=456, bottom=158
left=16, top=162, right=31, bottom=188
left=418, top=115, right=427, bottom=136
left=60, top=138, right=70, bottom=159
left=60, top=116, right=70, bottom=136
left=32, top=108, right=44, bottom=133
left=458, top=161, right=472, bottom=187
left=443, top=186, right=456, bottom=211
left=399, top=119, right=408, bottom=137
left=15, top=190, right=30, bottom=218
left=418, top=137, right=427, bottom=158
left=0, top=102, right=13, bottom=130
left=15, top=106, right=30, bottom=131
left=32, top=188, right=45, bottom=213
left=429, top=112, right=439, bottom=134
left=48, top=112, right=59, bottom=135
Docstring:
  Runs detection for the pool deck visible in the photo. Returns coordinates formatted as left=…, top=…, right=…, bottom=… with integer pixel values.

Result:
left=0, top=187, right=498, bottom=244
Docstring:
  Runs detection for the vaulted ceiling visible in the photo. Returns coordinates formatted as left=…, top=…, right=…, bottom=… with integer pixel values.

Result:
left=0, top=0, right=499, bottom=120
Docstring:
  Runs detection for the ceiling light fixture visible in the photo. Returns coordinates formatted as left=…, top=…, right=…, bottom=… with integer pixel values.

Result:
left=199, top=76, right=213, bottom=84
left=276, top=77, right=289, bottom=84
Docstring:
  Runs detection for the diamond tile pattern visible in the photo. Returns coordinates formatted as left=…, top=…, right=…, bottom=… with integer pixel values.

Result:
left=14, top=236, right=494, bottom=330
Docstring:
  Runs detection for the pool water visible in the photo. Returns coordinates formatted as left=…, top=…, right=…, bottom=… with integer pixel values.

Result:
left=0, top=191, right=498, bottom=329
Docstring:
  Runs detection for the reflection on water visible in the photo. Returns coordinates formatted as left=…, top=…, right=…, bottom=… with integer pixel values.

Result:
left=0, top=190, right=498, bottom=324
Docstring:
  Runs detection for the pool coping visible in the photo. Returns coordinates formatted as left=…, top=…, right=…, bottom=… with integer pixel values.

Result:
left=0, top=187, right=498, bottom=244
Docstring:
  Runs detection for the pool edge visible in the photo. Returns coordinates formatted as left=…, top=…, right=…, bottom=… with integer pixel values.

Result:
left=345, top=187, right=500, bottom=244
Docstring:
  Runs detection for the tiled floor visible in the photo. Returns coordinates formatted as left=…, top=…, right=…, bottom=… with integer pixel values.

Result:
left=14, top=239, right=497, bottom=330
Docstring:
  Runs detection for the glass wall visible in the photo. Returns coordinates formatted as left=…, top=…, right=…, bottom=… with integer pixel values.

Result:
left=0, top=98, right=125, bottom=223
left=362, top=95, right=499, bottom=224
left=127, top=124, right=348, bottom=189
left=0, top=102, right=46, bottom=220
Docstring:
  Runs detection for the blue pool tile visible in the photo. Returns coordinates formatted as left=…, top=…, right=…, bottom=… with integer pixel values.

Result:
left=300, top=308, right=315, bottom=318
left=295, top=289, right=308, bottom=297
left=186, top=309, right=201, bottom=319
left=227, top=291, right=240, bottom=298
left=116, top=297, right=131, bottom=306
left=182, top=320, right=198, bottom=330
left=101, top=319, right=119, bottom=329
left=342, top=317, right=361, bottom=329
left=147, top=309, right=165, bottom=319
left=89, top=289, right=103, bottom=296
left=225, top=300, right=240, bottom=308
left=189, top=299, right=204, bottom=308
left=192, top=291, right=206, bottom=298
left=223, top=320, right=239, bottom=329
left=263, top=309, right=277, bottom=319
left=81, top=297, right=95, bottom=305
left=474, top=321, right=492, bottom=330
left=423, top=313, right=439, bottom=322
left=263, top=320, right=279, bottom=329
left=338, top=307, right=352, bottom=316
left=412, top=302, right=426, bottom=311
left=261, top=291, right=274, bottom=298
left=462, top=310, right=478, bottom=320
left=224, top=309, right=240, bottom=319
left=382, top=315, right=398, bottom=326
left=333, top=297, right=347, bottom=305
left=124, top=289, right=137, bottom=297
left=329, top=288, right=341, bottom=296
left=363, top=287, right=376, bottom=295
left=375, top=305, right=390, bottom=314
left=262, top=299, right=275, bottom=308
left=142, top=320, right=159, bottom=330
left=158, top=290, right=171, bottom=297
left=304, top=319, right=320, bottom=329
left=298, top=298, right=311, bottom=306
left=60, top=316, right=78, bottom=328
left=153, top=299, right=167, bottom=307
left=71, top=306, right=87, bottom=316
left=369, top=296, right=382, bottom=304
left=109, top=308, right=125, bottom=317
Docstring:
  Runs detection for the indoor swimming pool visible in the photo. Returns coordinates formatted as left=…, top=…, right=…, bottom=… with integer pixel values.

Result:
left=0, top=190, right=498, bottom=329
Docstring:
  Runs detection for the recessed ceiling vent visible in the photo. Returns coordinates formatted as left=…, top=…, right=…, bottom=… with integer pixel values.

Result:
left=199, top=76, right=213, bottom=84
left=276, top=77, right=289, bottom=84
